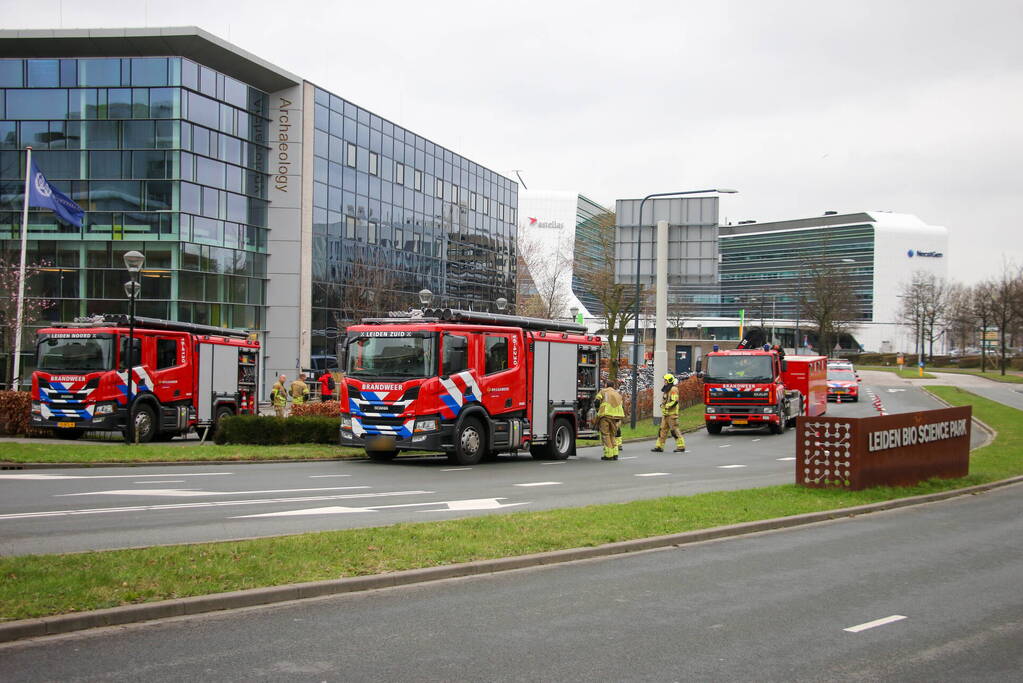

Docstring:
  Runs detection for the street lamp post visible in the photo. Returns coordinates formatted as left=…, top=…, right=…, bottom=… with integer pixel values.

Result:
left=123, top=250, right=145, bottom=444
left=628, top=188, right=737, bottom=429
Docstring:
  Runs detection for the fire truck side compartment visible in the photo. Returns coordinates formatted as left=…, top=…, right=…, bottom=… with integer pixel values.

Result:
left=198, top=342, right=240, bottom=422
left=530, top=340, right=578, bottom=441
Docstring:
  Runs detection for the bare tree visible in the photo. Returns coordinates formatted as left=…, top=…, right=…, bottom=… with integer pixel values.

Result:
left=334, top=252, right=407, bottom=328
left=988, top=261, right=1022, bottom=375
left=0, top=257, right=56, bottom=388
left=972, top=281, right=997, bottom=372
left=944, top=282, right=976, bottom=357
left=900, top=272, right=951, bottom=361
left=666, top=296, right=695, bottom=338
left=800, top=251, right=860, bottom=357
left=516, top=231, right=573, bottom=320
left=574, top=211, right=650, bottom=384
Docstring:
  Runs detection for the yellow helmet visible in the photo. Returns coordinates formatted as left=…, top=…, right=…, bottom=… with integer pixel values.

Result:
left=663, top=373, right=675, bottom=383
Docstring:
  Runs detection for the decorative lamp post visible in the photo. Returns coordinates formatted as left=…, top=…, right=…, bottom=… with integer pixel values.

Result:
left=122, top=250, right=145, bottom=444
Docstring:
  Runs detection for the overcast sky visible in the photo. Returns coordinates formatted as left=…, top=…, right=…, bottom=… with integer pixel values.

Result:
left=5, top=0, right=1021, bottom=283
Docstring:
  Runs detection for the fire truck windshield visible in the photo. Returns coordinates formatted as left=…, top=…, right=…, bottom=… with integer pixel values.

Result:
left=346, top=334, right=437, bottom=379
left=36, top=335, right=115, bottom=372
left=704, top=355, right=774, bottom=382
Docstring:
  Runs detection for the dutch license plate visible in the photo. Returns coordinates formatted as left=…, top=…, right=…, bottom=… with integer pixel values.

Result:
left=835, top=389, right=846, bottom=394
left=57, top=421, right=76, bottom=428
left=732, top=418, right=748, bottom=425
left=368, top=435, right=396, bottom=450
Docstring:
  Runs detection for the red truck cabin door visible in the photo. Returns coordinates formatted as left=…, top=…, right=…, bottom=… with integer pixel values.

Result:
left=478, top=332, right=521, bottom=417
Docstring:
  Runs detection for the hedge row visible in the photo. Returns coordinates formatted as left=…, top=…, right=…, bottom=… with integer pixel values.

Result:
left=290, top=400, right=343, bottom=417
left=850, top=353, right=1023, bottom=370
left=214, top=415, right=340, bottom=445
left=0, top=391, right=48, bottom=437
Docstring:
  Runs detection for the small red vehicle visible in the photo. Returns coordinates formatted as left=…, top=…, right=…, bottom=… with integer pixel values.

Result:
left=702, top=346, right=827, bottom=434
left=340, top=308, right=603, bottom=465
left=31, top=315, right=259, bottom=442
left=826, top=366, right=860, bottom=402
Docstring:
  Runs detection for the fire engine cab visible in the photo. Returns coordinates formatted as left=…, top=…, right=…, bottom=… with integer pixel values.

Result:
left=340, top=308, right=603, bottom=465
left=31, top=315, right=259, bottom=442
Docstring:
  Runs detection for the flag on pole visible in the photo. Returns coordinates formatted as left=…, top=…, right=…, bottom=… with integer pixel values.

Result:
left=27, top=160, right=84, bottom=228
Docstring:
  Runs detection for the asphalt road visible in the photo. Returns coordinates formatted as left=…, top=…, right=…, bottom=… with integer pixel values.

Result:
left=2, top=478, right=1020, bottom=681
left=0, top=372, right=986, bottom=556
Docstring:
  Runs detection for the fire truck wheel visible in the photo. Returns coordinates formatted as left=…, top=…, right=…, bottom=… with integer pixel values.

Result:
left=544, top=418, right=574, bottom=460
left=706, top=422, right=723, bottom=435
left=768, top=419, right=785, bottom=434
left=450, top=417, right=486, bottom=466
left=127, top=404, right=156, bottom=443
left=365, top=449, right=399, bottom=461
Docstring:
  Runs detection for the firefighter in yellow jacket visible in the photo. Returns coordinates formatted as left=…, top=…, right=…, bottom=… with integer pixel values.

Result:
left=290, top=373, right=310, bottom=406
left=270, top=374, right=288, bottom=418
left=652, top=373, right=686, bottom=453
left=595, top=379, right=625, bottom=461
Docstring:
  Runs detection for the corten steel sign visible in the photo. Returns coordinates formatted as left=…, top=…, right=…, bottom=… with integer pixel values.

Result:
left=796, top=406, right=971, bottom=490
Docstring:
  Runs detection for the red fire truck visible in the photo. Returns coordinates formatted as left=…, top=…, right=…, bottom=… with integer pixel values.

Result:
left=702, top=346, right=827, bottom=435
left=31, top=315, right=260, bottom=442
left=339, top=308, right=603, bottom=465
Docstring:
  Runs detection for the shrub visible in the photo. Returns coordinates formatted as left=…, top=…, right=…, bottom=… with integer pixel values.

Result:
left=290, top=400, right=343, bottom=417
left=0, top=390, right=32, bottom=435
left=214, top=415, right=340, bottom=445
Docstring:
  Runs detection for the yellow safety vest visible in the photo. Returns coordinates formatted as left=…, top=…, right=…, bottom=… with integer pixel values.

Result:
left=596, top=387, right=625, bottom=418
left=661, top=385, right=680, bottom=415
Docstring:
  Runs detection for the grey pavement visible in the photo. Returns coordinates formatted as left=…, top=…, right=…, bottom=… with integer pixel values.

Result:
left=0, top=375, right=991, bottom=556
left=2, top=479, right=1020, bottom=681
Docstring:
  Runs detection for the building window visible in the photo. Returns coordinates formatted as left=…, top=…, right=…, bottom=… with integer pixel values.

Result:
left=470, top=192, right=477, bottom=211
left=346, top=215, right=356, bottom=239
left=414, top=169, right=423, bottom=192
left=435, top=177, right=444, bottom=198
left=369, top=152, right=378, bottom=176
left=368, top=221, right=378, bottom=244
left=395, top=162, right=404, bottom=185
left=346, top=142, right=357, bottom=168
left=451, top=185, right=459, bottom=204
left=483, top=197, right=490, bottom=215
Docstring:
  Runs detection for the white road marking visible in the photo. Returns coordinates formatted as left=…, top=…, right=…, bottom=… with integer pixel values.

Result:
left=717, top=464, right=747, bottom=469
left=0, top=490, right=434, bottom=521
left=441, top=467, right=472, bottom=472
left=719, top=444, right=732, bottom=448
left=635, top=472, right=670, bottom=477
left=514, top=482, right=561, bottom=487
left=751, top=439, right=761, bottom=442
left=618, top=456, right=638, bottom=460
left=540, top=461, right=566, bottom=465
left=134, top=480, right=184, bottom=484
left=233, top=497, right=526, bottom=518
left=308, top=474, right=352, bottom=478
left=886, top=389, right=907, bottom=393
left=58, top=486, right=370, bottom=498
left=0, top=472, right=233, bottom=480
left=776, top=457, right=796, bottom=461
left=844, top=615, right=907, bottom=633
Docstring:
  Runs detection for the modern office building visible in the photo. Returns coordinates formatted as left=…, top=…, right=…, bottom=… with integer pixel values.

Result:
left=613, top=199, right=948, bottom=353
left=0, top=27, right=517, bottom=387
left=515, top=189, right=608, bottom=318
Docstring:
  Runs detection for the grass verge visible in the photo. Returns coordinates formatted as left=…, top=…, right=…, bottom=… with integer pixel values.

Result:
left=924, top=367, right=1023, bottom=384
left=856, top=365, right=936, bottom=379
left=1, top=387, right=1018, bottom=622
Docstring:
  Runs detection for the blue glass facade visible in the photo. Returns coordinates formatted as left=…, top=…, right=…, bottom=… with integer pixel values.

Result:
left=0, top=56, right=269, bottom=330
left=308, top=86, right=517, bottom=361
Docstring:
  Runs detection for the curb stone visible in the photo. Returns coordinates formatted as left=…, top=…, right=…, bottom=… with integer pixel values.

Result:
left=2, top=475, right=1021, bottom=644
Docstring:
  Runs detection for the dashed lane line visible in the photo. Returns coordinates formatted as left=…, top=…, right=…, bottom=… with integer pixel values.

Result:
left=844, top=615, right=907, bottom=633
left=308, top=474, right=353, bottom=478
left=0, top=472, right=233, bottom=480
left=634, top=473, right=670, bottom=477
left=718, top=444, right=732, bottom=448
left=776, top=457, right=796, bottom=461
left=513, top=482, right=562, bottom=487
left=134, top=480, right=184, bottom=484
left=57, top=486, right=371, bottom=498
left=717, top=464, right=747, bottom=469
left=441, top=467, right=472, bottom=472
left=0, top=490, right=435, bottom=521
left=540, top=461, right=567, bottom=465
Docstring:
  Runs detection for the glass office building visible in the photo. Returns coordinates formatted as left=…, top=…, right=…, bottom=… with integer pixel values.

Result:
left=0, top=55, right=269, bottom=331
left=0, top=28, right=517, bottom=386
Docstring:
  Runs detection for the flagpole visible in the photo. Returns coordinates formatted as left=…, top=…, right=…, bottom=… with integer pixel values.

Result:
left=12, top=146, right=32, bottom=391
